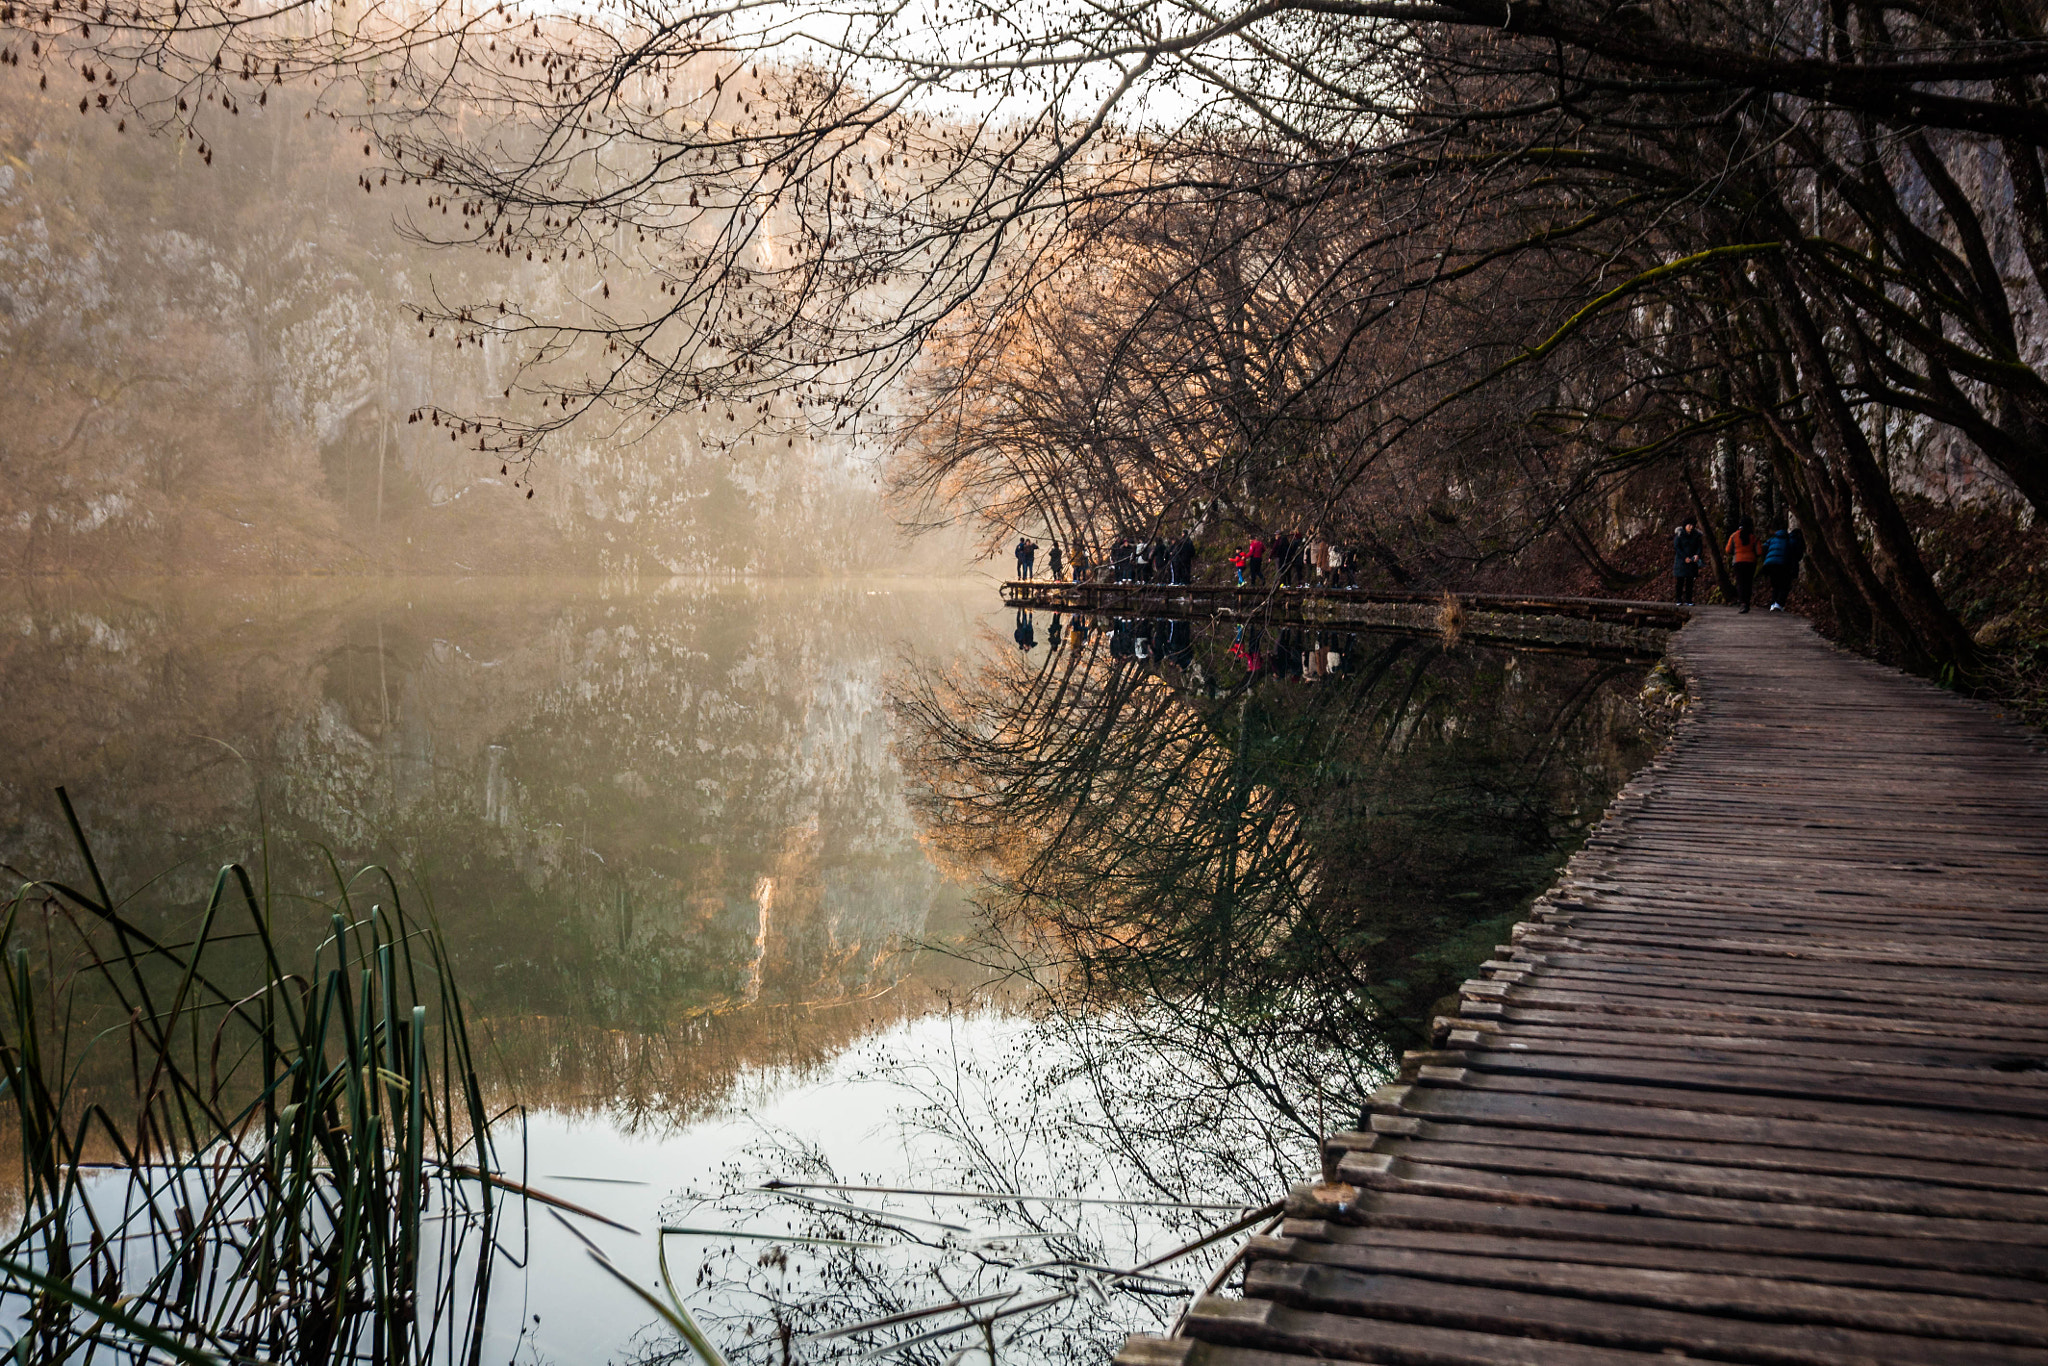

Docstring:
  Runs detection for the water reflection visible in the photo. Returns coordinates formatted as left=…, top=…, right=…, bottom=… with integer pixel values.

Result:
left=0, top=584, right=1659, bottom=1364
left=893, top=611, right=1657, bottom=1193
left=0, top=577, right=994, bottom=1133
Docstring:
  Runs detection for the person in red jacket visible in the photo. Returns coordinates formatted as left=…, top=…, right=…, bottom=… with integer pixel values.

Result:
left=1725, top=518, right=1759, bottom=613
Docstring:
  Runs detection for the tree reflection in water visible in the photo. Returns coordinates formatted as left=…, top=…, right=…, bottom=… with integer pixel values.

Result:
left=893, top=612, right=1658, bottom=1196
left=635, top=614, right=1660, bottom=1366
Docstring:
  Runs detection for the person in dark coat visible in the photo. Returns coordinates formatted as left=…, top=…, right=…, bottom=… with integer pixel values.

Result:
left=1048, top=543, right=1063, bottom=581
left=1170, top=534, right=1195, bottom=586
left=1015, top=538, right=1038, bottom=580
left=1762, top=524, right=1800, bottom=611
left=1672, top=520, right=1703, bottom=605
left=1111, top=538, right=1133, bottom=582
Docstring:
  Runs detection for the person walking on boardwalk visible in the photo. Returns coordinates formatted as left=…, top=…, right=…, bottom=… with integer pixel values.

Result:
left=1133, top=537, right=1153, bottom=583
left=1015, top=537, right=1039, bottom=580
left=1724, top=519, right=1759, bottom=613
left=1246, top=535, right=1266, bottom=585
left=1672, top=520, right=1703, bottom=605
left=1281, top=534, right=1306, bottom=588
left=1070, top=544, right=1089, bottom=582
left=1762, top=523, right=1800, bottom=611
left=1047, top=543, right=1063, bottom=582
left=1170, top=533, right=1195, bottom=586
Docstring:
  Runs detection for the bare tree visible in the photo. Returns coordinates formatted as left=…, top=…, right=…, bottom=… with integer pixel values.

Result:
left=13, top=0, right=2048, bottom=666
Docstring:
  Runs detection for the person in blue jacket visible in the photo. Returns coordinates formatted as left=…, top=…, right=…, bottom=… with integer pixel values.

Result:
left=1761, top=523, right=1805, bottom=611
left=1672, top=520, right=1704, bottom=605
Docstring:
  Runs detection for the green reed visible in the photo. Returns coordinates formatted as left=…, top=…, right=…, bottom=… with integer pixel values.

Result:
left=0, top=790, right=501, bottom=1364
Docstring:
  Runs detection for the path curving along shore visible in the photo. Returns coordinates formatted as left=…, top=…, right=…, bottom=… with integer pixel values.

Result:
left=1122, top=606, right=2048, bottom=1365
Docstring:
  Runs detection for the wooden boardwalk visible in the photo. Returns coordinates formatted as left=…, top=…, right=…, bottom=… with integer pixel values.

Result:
left=999, top=580, right=1690, bottom=630
left=1000, top=581, right=1683, bottom=660
left=1121, top=607, right=2048, bottom=1365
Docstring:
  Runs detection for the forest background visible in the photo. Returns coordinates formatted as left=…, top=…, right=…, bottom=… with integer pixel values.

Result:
left=1, top=0, right=2045, bottom=715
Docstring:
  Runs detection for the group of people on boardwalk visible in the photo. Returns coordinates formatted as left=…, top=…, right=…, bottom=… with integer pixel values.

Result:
left=1014, top=529, right=1360, bottom=589
left=1109, top=535, right=1198, bottom=585
left=1018, top=534, right=1197, bottom=584
left=1674, top=518, right=1806, bottom=612
left=1229, top=532, right=1358, bottom=588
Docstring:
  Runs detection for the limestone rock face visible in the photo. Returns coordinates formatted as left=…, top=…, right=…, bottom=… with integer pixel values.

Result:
left=0, top=82, right=954, bottom=577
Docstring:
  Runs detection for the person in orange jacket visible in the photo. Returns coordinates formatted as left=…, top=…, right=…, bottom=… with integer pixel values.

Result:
left=1725, top=518, right=1759, bottom=613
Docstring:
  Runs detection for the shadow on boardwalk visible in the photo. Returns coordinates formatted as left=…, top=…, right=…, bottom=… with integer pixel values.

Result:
left=1122, top=605, right=2048, bottom=1366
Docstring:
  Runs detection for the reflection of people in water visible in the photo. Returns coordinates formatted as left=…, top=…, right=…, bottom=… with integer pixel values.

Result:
left=1166, top=618, right=1194, bottom=669
left=1229, top=623, right=1265, bottom=674
left=1109, top=618, right=1135, bottom=658
left=1048, top=614, right=1064, bottom=650
left=1014, top=610, right=1037, bottom=651
left=1070, top=615, right=1091, bottom=646
left=1273, top=628, right=1304, bottom=679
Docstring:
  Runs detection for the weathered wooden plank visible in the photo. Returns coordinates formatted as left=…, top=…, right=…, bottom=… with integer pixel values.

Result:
left=1437, top=1049, right=2048, bottom=1118
left=1471, top=1001, right=2048, bottom=1047
left=1441, top=1021, right=2048, bottom=1072
left=1240, top=1262, right=2048, bottom=1363
left=1121, top=1330, right=1667, bottom=1366
left=1274, top=1223, right=2048, bottom=1302
left=1337, top=1118, right=2048, bottom=1195
left=1333, top=1151, right=2048, bottom=1245
left=1178, top=1298, right=1674, bottom=1364
left=1402, top=1070, right=2048, bottom=1141
left=1319, top=1187, right=2048, bottom=1277
left=1370, top=1083, right=2048, bottom=1171
left=1249, top=1237, right=2048, bottom=1344
left=1348, top=1136, right=2048, bottom=1220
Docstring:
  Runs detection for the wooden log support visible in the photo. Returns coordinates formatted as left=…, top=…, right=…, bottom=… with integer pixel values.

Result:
left=1120, top=608, right=2048, bottom=1363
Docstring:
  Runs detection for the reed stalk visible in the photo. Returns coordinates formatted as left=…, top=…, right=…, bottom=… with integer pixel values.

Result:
left=0, top=789, right=500, bottom=1364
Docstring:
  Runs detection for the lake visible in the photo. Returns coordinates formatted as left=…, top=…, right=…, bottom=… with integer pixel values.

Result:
left=0, top=577, right=1658, bottom=1363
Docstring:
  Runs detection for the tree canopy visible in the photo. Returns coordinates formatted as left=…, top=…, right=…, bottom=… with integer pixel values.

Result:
left=12, top=0, right=2048, bottom=672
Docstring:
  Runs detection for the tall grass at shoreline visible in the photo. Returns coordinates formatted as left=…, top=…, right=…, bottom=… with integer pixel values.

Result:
left=0, top=790, right=501, bottom=1364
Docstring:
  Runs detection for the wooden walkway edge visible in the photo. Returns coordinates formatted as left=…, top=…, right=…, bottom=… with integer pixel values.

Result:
left=1118, top=607, right=2048, bottom=1365
left=1000, top=581, right=1682, bottom=661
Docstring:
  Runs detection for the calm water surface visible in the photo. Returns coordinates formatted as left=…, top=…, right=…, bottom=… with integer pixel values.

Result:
left=0, top=578, right=1658, bottom=1363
